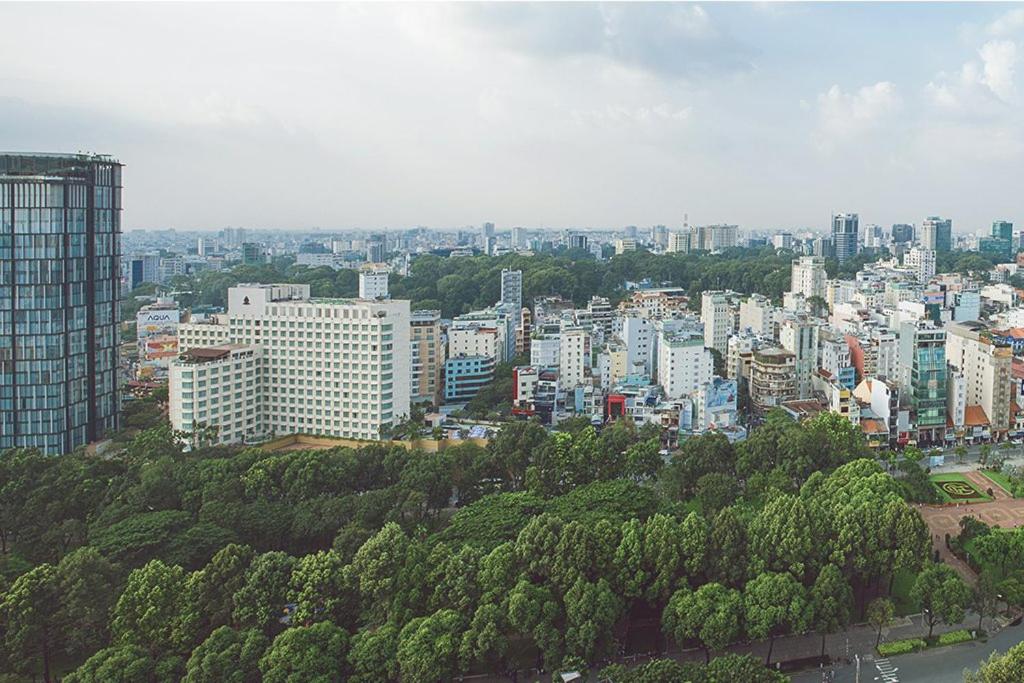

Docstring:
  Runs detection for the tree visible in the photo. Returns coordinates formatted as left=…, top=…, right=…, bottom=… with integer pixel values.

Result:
left=179, top=543, right=254, bottom=646
left=259, top=622, right=350, bottom=683
left=232, top=551, right=297, bottom=634
left=349, top=624, right=400, bottom=683
left=459, top=603, right=510, bottom=674
left=747, top=494, right=814, bottom=579
left=663, top=583, right=744, bottom=663
left=744, top=571, right=812, bottom=665
left=974, top=573, right=1000, bottom=633
left=506, top=579, right=564, bottom=670
left=349, top=522, right=410, bottom=604
left=706, top=653, right=788, bottom=682
left=810, top=563, right=853, bottom=655
left=289, top=550, right=357, bottom=626
left=396, top=609, right=463, bottom=683
left=866, top=597, right=894, bottom=649
left=911, top=563, right=971, bottom=639
left=564, top=576, right=623, bottom=662
left=184, top=626, right=268, bottom=683
left=56, top=547, right=119, bottom=660
left=707, top=506, right=749, bottom=588
left=966, top=641, right=1024, bottom=683
left=0, top=563, right=62, bottom=682
left=112, top=560, right=191, bottom=656
left=696, top=472, right=737, bottom=516
left=64, top=645, right=159, bottom=683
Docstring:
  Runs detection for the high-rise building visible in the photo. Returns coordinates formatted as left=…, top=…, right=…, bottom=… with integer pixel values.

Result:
left=891, top=224, right=914, bottom=244
left=904, top=247, right=936, bottom=283
left=780, top=316, right=819, bottom=399
left=481, top=222, right=495, bottom=239
left=0, top=153, right=122, bottom=454
left=667, top=231, right=691, bottom=254
left=358, top=266, right=389, bottom=300
left=701, top=291, right=735, bottom=355
left=920, top=217, right=952, bottom=253
left=750, top=348, right=797, bottom=413
left=366, top=239, right=385, bottom=263
left=898, top=320, right=947, bottom=444
left=568, top=233, right=589, bottom=252
left=197, top=237, right=217, bottom=256
left=789, top=256, right=827, bottom=301
left=772, top=232, right=793, bottom=250
left=175, top=283, right=410, bottom=442
left=410, top=310, right=443, bottom=406
left=993, top=220, right=1014, bottom=243
left=652, top=224, right=669, bottom=249
left=558, top=327, right=591, bottom=390
left=945, top=321, right=1012, bottom=435
left=511, top=226, right=526, bottom=248
left=832, top=213, right=859, bottom=263
left=500, top=269, right=523, bottom=311
left=707, top=224, right=739, bottom=251
left=657, top=330, right=713, bottom=399
left=241, top=242, right=267, bottom=266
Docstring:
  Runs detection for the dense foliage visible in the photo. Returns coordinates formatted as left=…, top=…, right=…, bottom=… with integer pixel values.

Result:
left=162, top=247, right=811, bottom=318
left=0, top=409, right=939, bottom=681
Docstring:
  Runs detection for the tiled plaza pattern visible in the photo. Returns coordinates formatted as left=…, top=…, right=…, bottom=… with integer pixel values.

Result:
left=917, top=471, right=1024, bottom=583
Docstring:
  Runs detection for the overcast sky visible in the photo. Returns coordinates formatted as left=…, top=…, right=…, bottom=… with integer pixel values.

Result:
left=1, top=2, right=1022, bottom=233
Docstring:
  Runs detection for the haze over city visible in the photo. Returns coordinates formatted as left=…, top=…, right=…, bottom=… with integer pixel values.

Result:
left=2, top=2, right=1023, bottom=231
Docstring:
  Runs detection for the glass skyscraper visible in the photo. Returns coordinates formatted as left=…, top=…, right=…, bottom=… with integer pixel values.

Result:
left=831, top=212, right=859, bottom=263
left=1, top=153, right=122, bottom=454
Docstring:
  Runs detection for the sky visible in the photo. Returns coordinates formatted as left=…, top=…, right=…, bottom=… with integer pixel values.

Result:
left=1, top=2, right=1022, bottom=234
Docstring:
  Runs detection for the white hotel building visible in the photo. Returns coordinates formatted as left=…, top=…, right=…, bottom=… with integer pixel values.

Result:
left=173, top=283, right=410, bottom=444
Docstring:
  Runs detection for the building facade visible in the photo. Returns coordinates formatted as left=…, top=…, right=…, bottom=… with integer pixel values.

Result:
left=176, top=283, right=410, bottom=442
left=832, top=213, right=859, bottom=263
left=1, top=153, right=122, bottom=454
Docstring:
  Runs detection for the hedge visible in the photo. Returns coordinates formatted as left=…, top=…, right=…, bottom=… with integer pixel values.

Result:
left=937, top=629, right=974, bottom=646
left=878, top=639, right=927, bottom=656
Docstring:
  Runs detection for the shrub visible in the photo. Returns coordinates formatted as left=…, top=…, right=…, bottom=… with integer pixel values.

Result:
left=937, top=629, right=974, bottom=646
left=878, top=638, right=927, bottom=656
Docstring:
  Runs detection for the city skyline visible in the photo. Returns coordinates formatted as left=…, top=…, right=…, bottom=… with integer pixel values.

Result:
left=1, top=3, right=1023, bottom=231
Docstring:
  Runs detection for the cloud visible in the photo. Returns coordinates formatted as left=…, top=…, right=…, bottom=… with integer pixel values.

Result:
left=987, top=8, right=1024, bottom=37
left=457, top=3, right=754, bottom=80
left=925, top=39, right=1018, bottom=109
left=813, top=82, right=901, bottom=151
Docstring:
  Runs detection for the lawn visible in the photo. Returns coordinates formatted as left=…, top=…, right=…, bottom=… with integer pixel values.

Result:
left=929, top=473, right=993, bottom=504
left=890, top=568, right=919, bottom=616
left=978, top=470, right=1016, bottom=497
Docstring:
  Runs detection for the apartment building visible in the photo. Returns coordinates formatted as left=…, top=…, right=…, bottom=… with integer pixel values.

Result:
left=750, top=348, right=798, bottom=413
left=945, top=321, right=1013, bottom=435
left=410, top=310, right=443, bottom=406
left=657, top=331, right=714, bottom=399
left=702, top=291, right=736, bottom=355
left=898, top=320, right=947, bottom=444
left=790, top=256, right=827, bottom=301
left=559, top=327, right=591, bottom=391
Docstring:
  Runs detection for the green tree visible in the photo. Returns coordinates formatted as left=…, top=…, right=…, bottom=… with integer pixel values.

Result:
left=112, top=559, right=190, bottom=656
left=64, top=645, right=159, bottom=683
left=747, top=494, right=814, bottom=579
left=184, top=626, right=268, bottom=683
left=459, top=602, right=510, bottom=675
left=966, top=641, right=1024, bottom=683
left=974, top=573, right=1000, bottom=633
left=809, top=563, right=853, bottom=655
left=707, top=506, right=749, bottom=588
left=56, top=546, right=119, bottom=660
left=663, top=583, right=744, bottom=663
left=0, top=563, right=62, bottom=682
left=259, top=621, right=351, bottom=683
left=564, top=576, right=623, bottom=662
left=911, top=563, right=971, bottom=639
left=233, top=551, right=297, bottom=634
left=349, top=522, right=410, bottom=604
left=289, top=550, right=357, bottom=625
left=349, top=624, right=400, bottom=683
left=396, top=609, right=463, bottom=683
left=744, top=571, right=812, bottom=665
left=506, top=579, right=564, bottom=670
left=866, top=597, right=894, bottom=649
left=696, top=472, right=737, bottom=516
left=179, top=543, right=254, bottom=646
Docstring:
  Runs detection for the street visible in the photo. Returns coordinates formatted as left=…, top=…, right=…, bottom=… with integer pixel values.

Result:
left=791, top=623, right=1024, bottom=683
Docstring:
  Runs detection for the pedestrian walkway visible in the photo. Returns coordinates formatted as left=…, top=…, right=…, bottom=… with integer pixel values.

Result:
left=964, top=470, right=1009, bottom=500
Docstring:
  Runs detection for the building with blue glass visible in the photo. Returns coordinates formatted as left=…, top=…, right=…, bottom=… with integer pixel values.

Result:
left=444, top=355, right=496, bottom=404
left=1, top=153, right=122, bottom=454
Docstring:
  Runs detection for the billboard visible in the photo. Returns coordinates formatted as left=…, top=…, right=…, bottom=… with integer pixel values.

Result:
left=703, top=378, right=737, bottom=411
left=137, top=308, right=180, bottom=341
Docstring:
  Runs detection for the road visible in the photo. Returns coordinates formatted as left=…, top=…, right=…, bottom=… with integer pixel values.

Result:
left=791, top=623, right=1024, bottom=683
